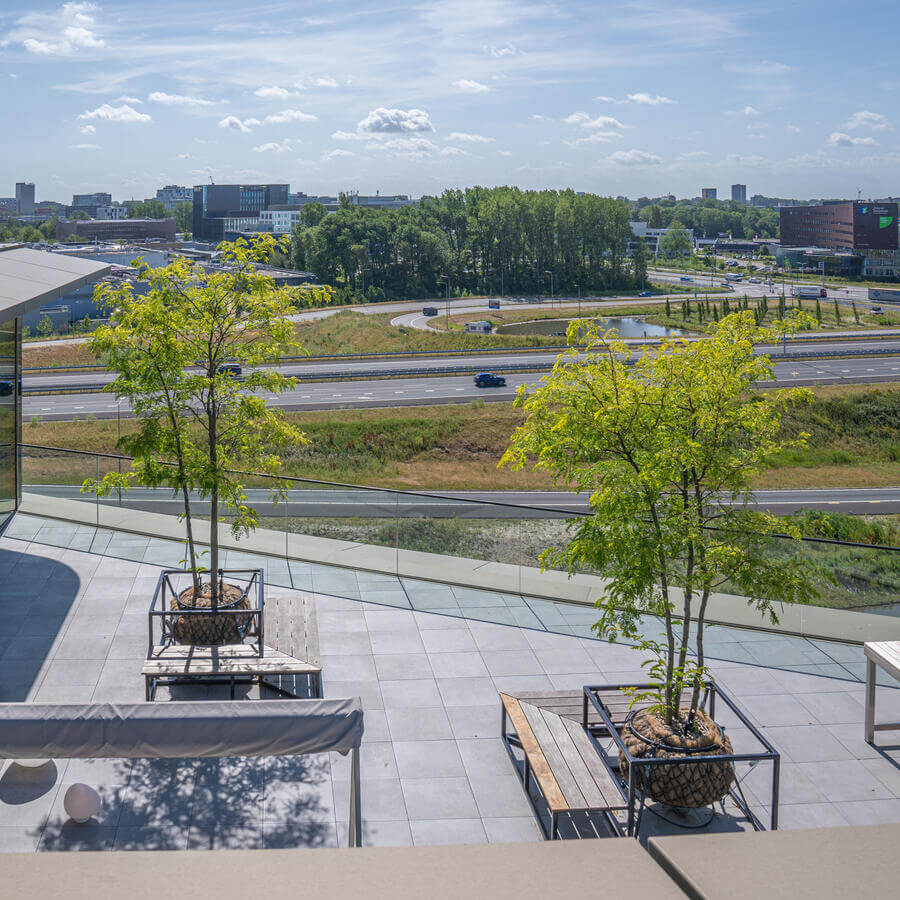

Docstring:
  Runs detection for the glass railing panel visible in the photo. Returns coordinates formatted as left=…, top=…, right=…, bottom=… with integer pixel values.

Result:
left=20, top=444, right=99, bottom=527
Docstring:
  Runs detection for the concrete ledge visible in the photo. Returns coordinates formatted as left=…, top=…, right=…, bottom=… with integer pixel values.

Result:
left=20, top=492, right=900, bottom=644
left=1, top=840, right=686, bottom=900
left=648, top=824, right=900, bottom=900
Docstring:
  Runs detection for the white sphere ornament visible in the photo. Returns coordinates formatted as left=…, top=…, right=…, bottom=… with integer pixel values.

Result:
left=64, top=783, right=101, bottom=823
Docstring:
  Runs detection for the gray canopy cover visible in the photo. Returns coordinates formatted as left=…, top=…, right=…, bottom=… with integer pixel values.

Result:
left=0, top=698, right=363, bottom=759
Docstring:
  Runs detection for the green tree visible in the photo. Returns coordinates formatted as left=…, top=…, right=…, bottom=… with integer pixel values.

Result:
left=658, top=222, right=692, bottom=258
left=174, top=201, right=193, bottom=233
left=299, top=202, right=328, bottom=228
left=647, top=205, right=663, bottom=228
left=631, top=241, right=648, bottom=290
left=815, top=298, right=822, bottom=324
left=128, top=199, right=170, bottom=219
left=852, top=301, right=860, bottom=324
left=833, top=299, right=841, bottom=324
left=665, top=298, right=671, bottom=317
left=37, top=315, right=53, bottom=337
left=84, top=237, right=333, bottom=605
left=501, top=311, right=818, bottom=724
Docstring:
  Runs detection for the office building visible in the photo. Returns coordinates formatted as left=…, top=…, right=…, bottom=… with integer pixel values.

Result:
left=56, top=218, right=177, bottom=243
left=348, top=191, right=415, bottom=209
left=192, top=184, right=289, bottom=243
left=95, top=206, right=129, bottom=220
left=71, top=192, right=113, bottom=218
left=628, top=221, right=694, bottom=256
left=15, top=183, right=35, bottom=216
left=731, top=184, right=747, bottom=204
left=155, top=185, right=193, bottom=212
left=701, top=188, right=717, bottom=200
left=780, top=200, right=898, bottom=251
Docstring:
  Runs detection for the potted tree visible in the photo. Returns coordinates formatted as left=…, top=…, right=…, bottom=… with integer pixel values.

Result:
left=84, top=236, right=331, bottom=644
left=501, top=310, right=819, bottom=809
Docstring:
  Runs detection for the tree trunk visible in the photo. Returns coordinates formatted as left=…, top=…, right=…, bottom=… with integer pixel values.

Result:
left=208, top=386, right=219, bottom=611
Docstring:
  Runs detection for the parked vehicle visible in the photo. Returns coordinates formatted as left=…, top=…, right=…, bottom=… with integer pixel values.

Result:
left=725, top=273, right=743, bottom=282
left=474, top=372, right=506, bottom=388
left=422, top=306, right=438, bottom=316
left=871, top=305, right=883, bottom=314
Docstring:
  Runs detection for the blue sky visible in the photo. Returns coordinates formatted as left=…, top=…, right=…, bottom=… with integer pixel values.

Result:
left=1, top=0, right=898, bottom=203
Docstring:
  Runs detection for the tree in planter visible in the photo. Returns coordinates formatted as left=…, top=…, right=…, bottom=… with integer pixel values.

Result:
left=83, top=236, right=332, bottom=610
left=500, top=310, right=819, bottom=730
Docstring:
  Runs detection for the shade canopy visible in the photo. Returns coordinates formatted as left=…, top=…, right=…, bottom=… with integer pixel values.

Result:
left=0, top=244, right=111, bottom=319
left=0, top=699, right=364, bottom=758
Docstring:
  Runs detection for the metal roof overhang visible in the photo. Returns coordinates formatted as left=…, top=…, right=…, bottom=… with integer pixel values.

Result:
left=0, top=244, right=112, bottom=319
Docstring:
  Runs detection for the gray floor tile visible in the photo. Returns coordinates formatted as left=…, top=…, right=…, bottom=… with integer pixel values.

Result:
left=795, top=691, right=866, bottom=725
left=374, top=653, right=434, bottom=681
left=764, top=725, right=856, bottom=763
left=428, top=651, right=489, bottom=679
left=393, top=741, right=465, bottom=780
left=457, top=739, right=515, bottom=778
left=409, top=817, right=487, bottom=845
left=446, top=706, right=501, bottom=740
left=39, top=822, right=117, bottom=851
left=470, top=625, right=531, bottom=652
left=420, top=628, right=477, bottom=653
left=386, top=707, right=453, bottom=742
left=380, top=679, right=443, bottom=709
left=436, top=676, right=499, bottom=707
left=318, top=654, right=377, bottom=681
left=330, top=742, right=398, bottom=782
left=737, top=693, right=817, bottom=728
left=839, top=799, right=900, bottom=825
left=468, top=774, right=533, bottom=818
left=0, top=825, right=42, bottom=852
left=776, top=802, right=849, bottom=830
left=482, top=650, right=543, bottom=677
left=113, top=825, right=189, bottom=850
left=482, top=816, right=542, bottom=843
left=798, top=759, right=894, bottom=803
left=401, top=777, right=479, bottom=820
left=336, top=819, right=412, bottom=847
left=333, top=778, right=407, bottom=822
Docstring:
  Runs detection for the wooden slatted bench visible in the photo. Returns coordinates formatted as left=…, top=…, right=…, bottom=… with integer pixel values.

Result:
left=261, top=591, right=322, bottom=699
left=142, top=644, right=322, bottom=701
left=500, top=691, right=626, bottom=839
left=864, top=641, right=900, bottom=743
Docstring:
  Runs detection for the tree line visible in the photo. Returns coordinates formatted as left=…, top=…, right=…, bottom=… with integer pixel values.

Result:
left=289, top=187, right=639, bottom=302
left=634, top=198, right=779, bottom=239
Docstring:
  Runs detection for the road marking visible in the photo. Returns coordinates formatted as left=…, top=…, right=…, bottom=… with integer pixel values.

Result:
left=425, top=389, right=435, bottom=393
left=394, top=391, right=404, bottom=394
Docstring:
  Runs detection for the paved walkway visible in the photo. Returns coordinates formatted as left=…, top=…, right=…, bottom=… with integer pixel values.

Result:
left=0, top=519, right=898, bottom=851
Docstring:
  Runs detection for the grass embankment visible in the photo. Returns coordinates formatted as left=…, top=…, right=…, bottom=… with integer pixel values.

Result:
left=22, top=383, right=900, bottom=492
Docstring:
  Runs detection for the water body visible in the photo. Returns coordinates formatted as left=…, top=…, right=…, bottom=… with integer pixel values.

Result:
left=495, top=316, right=683, bottom=338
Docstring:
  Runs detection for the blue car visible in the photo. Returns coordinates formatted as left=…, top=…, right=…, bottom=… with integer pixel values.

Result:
left=474, top=372, right=506, bottom=388
left=680, top=276, right=694, bottom=283
left=638, top=291, right=653, bottom=297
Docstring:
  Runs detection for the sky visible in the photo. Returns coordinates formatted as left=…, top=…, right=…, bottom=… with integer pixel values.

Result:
left=0, top=0, right=898, bottom=203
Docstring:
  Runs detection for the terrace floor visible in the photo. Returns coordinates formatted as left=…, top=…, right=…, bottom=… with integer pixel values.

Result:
left=0, top=514, right=898, bottom=851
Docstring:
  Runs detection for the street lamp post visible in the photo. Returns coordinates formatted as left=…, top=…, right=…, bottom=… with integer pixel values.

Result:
left=439, top=274, right=451, bottom=329
left=544, top=270, right=555, bottom=306
left=575, top=283, right=581, bottom=316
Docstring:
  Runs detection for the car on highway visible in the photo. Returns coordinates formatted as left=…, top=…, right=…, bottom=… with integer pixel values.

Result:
left=216, top=363, right=242, bottom=379
left=638, top=290, right=653, bottom=297
left=679, top=276, right=693, bottom=283
left=422, top=306, right=438, bottom=316
left=748, top=277, right=761, bottom=283
left=473, top=372, right=506, bottom=388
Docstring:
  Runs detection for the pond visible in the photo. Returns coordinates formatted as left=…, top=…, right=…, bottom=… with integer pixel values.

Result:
left=494, top=316, right=683, bottom=338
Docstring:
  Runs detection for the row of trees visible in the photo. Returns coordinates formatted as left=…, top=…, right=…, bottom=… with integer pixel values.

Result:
left=0, top=217, right=58, bottom=244
left=634, top=198, right=779, bottom=239
left=289, top=187, right=639, bottom=301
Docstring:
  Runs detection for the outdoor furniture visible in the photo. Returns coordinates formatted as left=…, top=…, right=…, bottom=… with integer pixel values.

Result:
left=261, top=590, right=322, bottom=698
left=148, top=568, right=265, bottom=656
left=502, top=684, right=779, bottom=840
left=500, top=691, right=626, bottom=839
left=864, top=640, right=900, bottom=743
left=0, top=698, right=364, bottom=847
left=142, top=643, right=322, bottom=700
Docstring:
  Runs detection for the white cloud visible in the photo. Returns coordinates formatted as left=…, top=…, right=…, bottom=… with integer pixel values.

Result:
left=565, top=111, right=625, bottom=130
left=254, top=85, right=298, bottom=100
left=262, top=109, right=317, bottom=125
left=307, top=76, right=338, bottom=88
left=608, top=149, right=662, bottom=166
left=627, top=92, right=676, bottom=105
left=79, top=124, right=96, bottom=135
left=357, top=107, right=434, bottom=133
left=566, top=131, right=624, bottom=146
left=252, top=141, right=292, bottom=153
left=490, top=44, right=517, bottom=57
left=8, top=74, right=17, bottom=79
left=787, top=123, right=801, bottom=134
left=78, top=103, right=152, bottom=124
left=322, top=148, right=354, bottom=160
left=10, top=2, right=105, bottom=56
left=115, top=95, right=142, bottom=104
left=845, top=110, right=891, bottom=131
left=742, top=106, right=759, bottom=116
left=453, top=79, right=490, bottom=93
left=70, top=142, right=101, bottom=150
left=497, top=149, right=512, bottom=157
left=531, top=114, right=552, bottom=121
left=725, top=60, right=791, bottom=75
left=828, top=132, right=877, bottom=147
left=447, top=131, right=495, bottom=143
left=440, top=146, right=470, bottom=156
left=379, top=136, right=438, bottom=154
left=148, top=91, right=219, bottom=107
left=176, top=153, right=195, bottom=159
left=218, top=115, right=251, bottom=133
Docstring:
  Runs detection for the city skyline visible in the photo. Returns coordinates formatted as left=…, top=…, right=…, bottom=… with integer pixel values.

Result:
left=1, top=0, right=898, bottom=200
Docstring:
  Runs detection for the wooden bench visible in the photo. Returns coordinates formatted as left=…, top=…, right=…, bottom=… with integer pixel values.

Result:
left=864, top=641, right=900, bottom=743
left=142, top=643, right=322, bottom=701
left=261, top=591, right=322, bottom=699
left=500, top=691, right=626, bottom=839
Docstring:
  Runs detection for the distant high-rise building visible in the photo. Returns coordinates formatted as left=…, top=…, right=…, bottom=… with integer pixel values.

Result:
left=701, top=188, right=717, bottom=200
left=192, top=183, right=289, bottom=242
left=15, top=182, right=35, bottom=216
left=731, top=184, right=747, bottom=204
left=155, top=185, right=193, bottom=212
left=70, top=192, right=113, bottom=218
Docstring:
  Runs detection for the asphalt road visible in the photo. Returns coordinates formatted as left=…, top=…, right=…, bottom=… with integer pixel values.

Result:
left=21, top=336, right=900, bottom=394
left=24, top=485, right=900, bottom=517
left=22, top=354, right=900, bottom=421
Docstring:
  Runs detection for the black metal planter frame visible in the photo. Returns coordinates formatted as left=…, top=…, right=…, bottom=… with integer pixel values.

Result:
left=147, top=567, right=265, bottom=658
left=583, top=681, right=780, bottom=837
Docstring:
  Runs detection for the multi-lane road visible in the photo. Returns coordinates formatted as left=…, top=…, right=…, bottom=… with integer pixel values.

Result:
left=22, top=352, right=900, bottom=421
left=24, top=485, right=900, bottom=516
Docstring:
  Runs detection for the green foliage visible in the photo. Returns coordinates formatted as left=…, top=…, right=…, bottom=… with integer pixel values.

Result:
left=289, top=187, right=634, bottom=300
left=658, top=221, right=692, bottom=258
left=37, top=315, right=53, bottom=337
left=127, top=199, right=169, bottom=219
left=501, top=311, right=819, bottom=725
left=174, top=201, right=193, bottom=232
left=82, top=236, right=333, bottom=602
left=634, top=196, right=779, bottom=239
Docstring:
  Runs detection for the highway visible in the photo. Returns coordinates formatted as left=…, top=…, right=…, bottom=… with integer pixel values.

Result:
left=24, top=485, right=900, bottom=517
left=22, top=353, right=900, bottom=421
